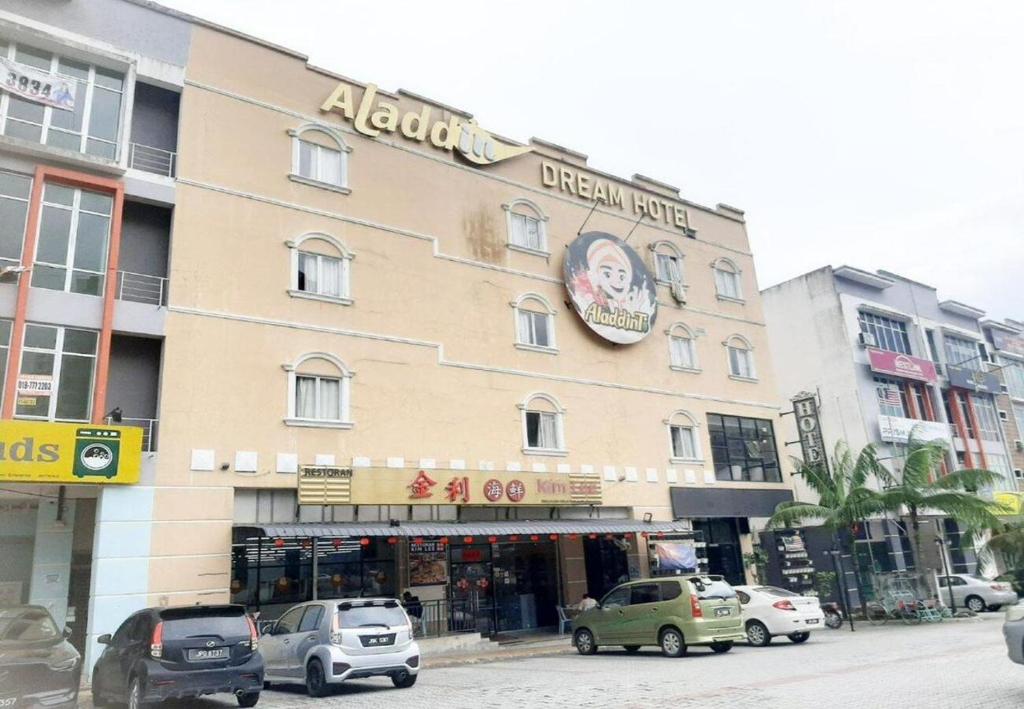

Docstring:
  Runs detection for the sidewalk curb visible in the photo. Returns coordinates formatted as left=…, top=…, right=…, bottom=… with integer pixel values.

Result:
left=424, top=642, right=574, bottom=669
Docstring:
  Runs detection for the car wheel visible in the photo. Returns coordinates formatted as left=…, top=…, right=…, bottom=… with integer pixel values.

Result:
left=710, top=641, right=733, bottom=654
left=263, top=681, right=271, bottom=690
left=623, top=645, right=641, bottom=653
left=574, top=629, right=597, bottom=655
left=965, top=595, right=986, bottom=614
left=788, top=632, right=810, bottom=644
left=659, top=628, right=686, bottom=658
left=746, top=620, right=771, bottom=647
left=237, top=691, right=260, bottom=707
left=128, top=676, right=150, bottom=709
left=392, top=671, right=418, bottom=688
left=306, top=659, right=330, bottom=698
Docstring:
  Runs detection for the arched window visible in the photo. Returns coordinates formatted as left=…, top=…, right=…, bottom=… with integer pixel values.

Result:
left=518, top=393, right=567, bottom=454
left=712, top=257, right=743, bottom=301
left=667, top=322, right=699, bottom=371
left=650, top=241, right=685, bottom=286
left=512, top=293, right=557, bottom=353
left=288, top=124, right=351, bottom=192
left=286, top=232, right=353, bottom=304
left=283, top=352, right=353, bottom=428
left=502, top=198, right=549, bottom=255
left=665, top=410, right=702, bottom=462
left=724, top=334, right=757, bottom=380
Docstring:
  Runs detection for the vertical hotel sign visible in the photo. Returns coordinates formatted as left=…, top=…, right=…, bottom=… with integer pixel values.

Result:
left=792, top=392, right=828, bottom=470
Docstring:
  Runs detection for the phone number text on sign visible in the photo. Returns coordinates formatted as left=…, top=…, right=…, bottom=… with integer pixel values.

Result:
left=0, top=58, right=76, bottom=111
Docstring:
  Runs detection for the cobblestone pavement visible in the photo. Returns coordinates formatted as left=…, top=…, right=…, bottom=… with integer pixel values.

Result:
left=82, top=613, right=1022, bottom=708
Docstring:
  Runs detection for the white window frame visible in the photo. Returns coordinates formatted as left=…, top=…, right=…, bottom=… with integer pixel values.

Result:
left=285, top=232, right=354, bottom=305
left=665, top=410, right=703, bottom=463
left=712, top=257, right=744, bottom=302
left=650, top=241, right=685, bottom=287
left=724, top=334, right=757, bottom=381
left=288, top=124, right=351, bottom=193
left=667, top=322, right=700, bottom=372
left=502, top=199, right=549, bottom=257
left=511, top=293, right=558, bottom=353
left=518, top=392, right=567, bottom=456
left=283, top=352, right=353, bottom=429
left=16, top=323, right=98, bottom=422
left=33, top=184, right=113, bottom=297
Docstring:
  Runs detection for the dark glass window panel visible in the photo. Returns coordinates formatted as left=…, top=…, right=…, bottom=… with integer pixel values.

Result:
left=525, top=411, right=540, bottom=448
left=0, top=172, right=32, bottom=200
left=14, top=46, right=52, bottom=70
left=0, top=198, right=28, bottom=261
left=62, top=329, right=97, bottom=355
left=31, top=265, right=67, bottom=291
left=86, top=138, right=116, bottom=160
left=69, top=270, right=103, bottom=296
left=55, top=354, right=93, bottom=420
left=87, top=87, right=121, bottom=142
left=72, top=212, right=110, bottom=272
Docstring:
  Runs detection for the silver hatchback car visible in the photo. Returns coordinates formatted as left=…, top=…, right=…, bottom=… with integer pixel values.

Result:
left=259, top=598, right=420, bottom=697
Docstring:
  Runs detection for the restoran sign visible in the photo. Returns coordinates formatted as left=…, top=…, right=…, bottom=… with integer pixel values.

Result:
left=0, top=420, right=142, bottom=485
left=298, top=467, right=602, bottom=507
left=321, top=82, right=531, bottom=166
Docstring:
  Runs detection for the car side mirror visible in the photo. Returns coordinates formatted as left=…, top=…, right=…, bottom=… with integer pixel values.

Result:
left=97, top=633, right=112, bottom=645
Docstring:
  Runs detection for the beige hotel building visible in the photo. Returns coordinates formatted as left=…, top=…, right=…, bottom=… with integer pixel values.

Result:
left=0, top=0, right=794, bottom=670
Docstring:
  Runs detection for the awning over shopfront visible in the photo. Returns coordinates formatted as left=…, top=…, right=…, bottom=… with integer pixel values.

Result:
left=235, top=520, right=692, bottom=538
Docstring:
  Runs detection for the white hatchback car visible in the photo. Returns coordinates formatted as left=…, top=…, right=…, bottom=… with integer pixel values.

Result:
left=734, top=585, right=825, bottom=646
left=260, top=598, right=420, bottom=697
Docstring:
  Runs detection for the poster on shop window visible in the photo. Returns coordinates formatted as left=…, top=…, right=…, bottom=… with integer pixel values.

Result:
left=563, top=231, right=657, bottom=344
left=409, top=539, right=447, bottom=586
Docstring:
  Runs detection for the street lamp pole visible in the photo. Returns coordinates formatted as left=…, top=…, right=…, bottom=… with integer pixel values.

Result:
left=828, top=547, right=855, bottom=632
left=935, top=536, right=956, bottom=613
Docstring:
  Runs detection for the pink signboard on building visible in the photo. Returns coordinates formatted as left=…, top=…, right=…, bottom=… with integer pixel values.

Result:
left=867, top=349, right=937, bottom=383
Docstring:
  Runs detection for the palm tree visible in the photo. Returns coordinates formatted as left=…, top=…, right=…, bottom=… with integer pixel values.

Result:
left=874, top=437, right=1001, bottom=568
left=980, top=514, right=1024, bottom=572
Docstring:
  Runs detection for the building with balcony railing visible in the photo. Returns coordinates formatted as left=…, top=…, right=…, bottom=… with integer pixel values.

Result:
left=762, top=266, right=1018, bottom=591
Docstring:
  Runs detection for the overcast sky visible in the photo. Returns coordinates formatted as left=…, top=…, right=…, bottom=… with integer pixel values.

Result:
left=159, top=0, right=1023, bottom=321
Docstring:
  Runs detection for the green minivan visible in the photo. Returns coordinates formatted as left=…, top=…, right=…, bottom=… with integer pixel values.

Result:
left=572, top=575, right=745, bottom=657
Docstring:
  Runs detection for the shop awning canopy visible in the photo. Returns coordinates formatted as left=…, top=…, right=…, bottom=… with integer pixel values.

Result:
left=235, top=520, right=692, bottom=539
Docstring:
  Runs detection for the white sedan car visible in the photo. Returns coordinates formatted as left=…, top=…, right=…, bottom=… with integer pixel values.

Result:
left=734, top=585, right=825, bottom=646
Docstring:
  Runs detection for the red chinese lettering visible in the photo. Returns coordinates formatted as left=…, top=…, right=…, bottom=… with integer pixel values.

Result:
left=506, top=479, right=526, bottom=503
left=408, top=470, right=438, bottom=499
left=445, top=476, right=471, bottom=503
left=483, top=478, right=504, bottom=502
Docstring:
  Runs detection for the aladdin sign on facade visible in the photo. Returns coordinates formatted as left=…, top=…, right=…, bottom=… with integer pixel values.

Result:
left=563, top=232, right=657, bottom=344
left=321, top=82, right=531, bottom=166
left=867, top=349, right=937, bottom=383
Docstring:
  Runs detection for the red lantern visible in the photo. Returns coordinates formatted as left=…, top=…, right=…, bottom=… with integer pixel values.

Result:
left=641, top=532, right=649, bottom=539
left=332, top=538, right=342, bottom=549
left=657, top=531, right=666, bottom=539
left=463, top=536, right=474, bottom=544
left=588, top=533, right=597, bottom=540
left=387, top=537, right=398, bottom=545
left=487, top=536, right=498, bottom=543
left=624, top=533, right=634, bottom=540
left=439, top=537, right=449, bottom=545
left=549, top=534, right=559, bottom=541
left=530, top=534, right=540, bottom=542
left=274, top=538, right=284, bottom=548
left=509, top=535, right=520, bottom=542
left=569, top=534, right=579, bottom=541
left=413, top=537, right=424, bottom=545
left=359, top=537, right=370, bottom=546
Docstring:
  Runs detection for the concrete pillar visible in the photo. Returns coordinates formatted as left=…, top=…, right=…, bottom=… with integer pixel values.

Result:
left=28, top=497, right=75, bottom=628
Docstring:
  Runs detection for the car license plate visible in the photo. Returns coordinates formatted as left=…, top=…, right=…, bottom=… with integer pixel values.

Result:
left=714, top=607, right=731, bottom=617
left=188, top=647, right=229, bottom=661
left=806, top=618, right=819, bottom=624
left=361, top=633, right=396, bottom=647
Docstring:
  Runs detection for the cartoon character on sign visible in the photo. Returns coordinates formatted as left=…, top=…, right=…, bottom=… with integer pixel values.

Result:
left=408, top=470, right=438, bottom=499
left=53, top=81, right=74, bottom=109
left=483, top=478, right=504, bottom=502
left=506, top=479, right=526, bottom=503
left=445, top=476, right=470, bottom=503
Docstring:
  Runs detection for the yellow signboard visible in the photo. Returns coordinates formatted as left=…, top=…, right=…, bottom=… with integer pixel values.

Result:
left=0, top=420, right=143, bottom=485
left=299, top=467, right=602, bottom=507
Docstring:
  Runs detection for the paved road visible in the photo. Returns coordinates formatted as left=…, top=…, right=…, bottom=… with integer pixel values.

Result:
left=84, top=613, right=1022, bottom=708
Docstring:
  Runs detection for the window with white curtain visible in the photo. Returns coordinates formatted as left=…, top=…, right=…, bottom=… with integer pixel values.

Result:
left=504, top=200, right=548, bottom=255
left=510, top=213, right=543, bottom=251
left=670, top=425, right=697, bottom=459
left=520, top=393, right=566, bottom=454
left=289, top=125, right=350, bottom=191
left=287, top=233, right=353, bottom=304
left=725, top=336, right=756, bottom=379
left=285, top=353, right=352, bottom=428
left=298, top=252, right=343, bottom=298
left=525, top=411, right=558, bottom=449
left=668, top=324, right=699, bottom=371
left=512, top=294, right=557, bottom=352
left=713, top=258, right=743, bottom=300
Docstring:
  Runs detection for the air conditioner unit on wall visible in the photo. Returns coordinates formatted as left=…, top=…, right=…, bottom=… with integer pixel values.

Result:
left=858, top=332, right=877, bottom=348
left=670, top=282, right=687, bottom=304
left=1016, top=440, right=1024, bottom=452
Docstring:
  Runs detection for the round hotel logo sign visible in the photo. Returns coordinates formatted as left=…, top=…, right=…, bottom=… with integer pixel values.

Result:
left=563, top=231, right=657, bottom=344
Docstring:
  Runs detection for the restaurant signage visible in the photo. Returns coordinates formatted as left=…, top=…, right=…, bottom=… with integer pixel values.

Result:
left=946, top=365, right=1000, bottom=395
left=321, top=82, right=531, bottom=166
left=878, top=416, right=951, bottom=445
left=867, top=349, right=937, bottom=383
left=0, top=420, right=142, bottom=485
left=563, top=231, right=657, bottom=344
left=298, top=467, right=602, bottom=507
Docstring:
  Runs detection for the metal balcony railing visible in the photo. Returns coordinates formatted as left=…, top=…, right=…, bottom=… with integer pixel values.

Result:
left=110, top=417, right=159, bottom=452
left=128, top=142, right=176, bottom=177
left=116, top=270, right=167, bottom=306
